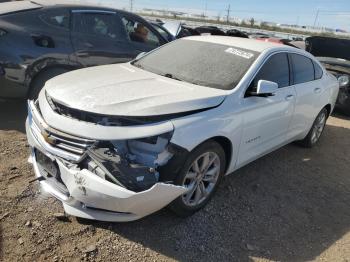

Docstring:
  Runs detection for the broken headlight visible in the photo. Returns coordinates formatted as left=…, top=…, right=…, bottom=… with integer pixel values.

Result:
left=82, top=132, right=174, bottom=192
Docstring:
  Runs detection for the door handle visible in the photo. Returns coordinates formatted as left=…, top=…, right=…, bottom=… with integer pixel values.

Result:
left=314, top=88, right=321, bottom=93
left=285, top=94, right=294, bottom=101
left=77, top=52, right=89, bottom=57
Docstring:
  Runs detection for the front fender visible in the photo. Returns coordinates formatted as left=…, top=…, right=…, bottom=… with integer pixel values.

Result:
left=170, top=97, right=243, bottom=174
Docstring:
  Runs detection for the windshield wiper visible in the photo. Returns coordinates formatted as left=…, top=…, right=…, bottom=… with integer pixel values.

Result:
left=131, top=62, right=144, bottom=70
left=163, top=73, right=183, bottom=82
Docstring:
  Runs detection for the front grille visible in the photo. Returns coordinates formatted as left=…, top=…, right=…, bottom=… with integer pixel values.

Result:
left=31, top=101, right=96, bottom=160
left=46, top=131, right=95, bottom=157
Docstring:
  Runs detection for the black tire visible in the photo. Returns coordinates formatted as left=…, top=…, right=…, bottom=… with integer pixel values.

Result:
left=169, top=140, right=226, bottom=217
left=298, top=107, right=328, bottom=148
left=28, top=68, right=69, bottom=99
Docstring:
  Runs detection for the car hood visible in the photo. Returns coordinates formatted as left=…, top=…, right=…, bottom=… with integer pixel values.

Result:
left=44, top=63, right=228, bottom=117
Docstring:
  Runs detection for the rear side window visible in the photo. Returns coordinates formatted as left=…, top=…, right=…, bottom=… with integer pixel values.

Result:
left=72, top=12, right=125, bottom=40
left=313, top=61, right=323, bottom=79
left=250, top=53, right=290, bottom=89
left=39, top=9, right=70, bottom=29
left=290, top=54, right=315, bottom=84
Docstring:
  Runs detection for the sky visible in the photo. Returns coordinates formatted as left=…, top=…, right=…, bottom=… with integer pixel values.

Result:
left=75, top=0, right=350, bottom=30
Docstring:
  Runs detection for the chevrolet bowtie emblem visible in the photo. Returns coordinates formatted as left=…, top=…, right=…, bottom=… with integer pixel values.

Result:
left=41, top=130, right=56, bottom=145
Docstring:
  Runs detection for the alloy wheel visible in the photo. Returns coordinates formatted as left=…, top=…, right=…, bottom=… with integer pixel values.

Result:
left=182, top=151, right=221, bottom=207
left=311, top=110, right=327, bottom=144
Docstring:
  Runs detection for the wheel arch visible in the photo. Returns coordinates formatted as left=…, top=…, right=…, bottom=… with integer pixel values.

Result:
left=26, top=65, right=77, bottom=97
left=324, top=103, right=332, bottom=117
left=29, top=64, right=76, bottom=86
left=202, top=136, right=233, bottom=174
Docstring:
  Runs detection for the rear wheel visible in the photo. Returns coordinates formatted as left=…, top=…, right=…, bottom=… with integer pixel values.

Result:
left=298, top=107, right=328, bottom=148
left=169, top=140, right=226, bottom=217
left=28, top=68, right=69, bottom=99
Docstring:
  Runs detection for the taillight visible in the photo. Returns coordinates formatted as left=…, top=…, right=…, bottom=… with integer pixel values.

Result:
left=0, top=29, right=7, bottom=37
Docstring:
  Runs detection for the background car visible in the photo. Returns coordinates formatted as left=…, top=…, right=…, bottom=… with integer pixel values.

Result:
left=226, top=29, right=249, bottom=38
left=306, top=36, right=350, bottom=115
left=161, top=21, right=200, bottom=39
left=194, top=26, right=226, bottom=36
left=0, top=1, right=168, bottom=99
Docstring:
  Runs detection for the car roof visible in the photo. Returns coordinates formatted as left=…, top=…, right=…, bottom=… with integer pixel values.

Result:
left=184, top=35, right=296, bottom=53
left=17, top=1, right=120, bottom=11
left=31, top=0, right=96, bottom=7
left=0, top=1, right=41, bottom=15
left=0, top=0, right=113, bottom=11
left=34, top=1, right=149, bottom=17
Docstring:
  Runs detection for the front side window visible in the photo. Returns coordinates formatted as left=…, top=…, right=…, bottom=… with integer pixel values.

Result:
left=132, top=39, right=259, bottom=90
left=291, top=53, right=315, bottom=84
left=121, top=16, right=160, bottom=47
left=73, top=12, right=124, bottom=40
left=249, top=53, right=290, bottom=90
left=152, top=23, right=173, bottom=41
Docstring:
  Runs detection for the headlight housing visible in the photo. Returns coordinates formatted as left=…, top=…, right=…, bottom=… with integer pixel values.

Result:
left=84, top=132, right=174, bottom=192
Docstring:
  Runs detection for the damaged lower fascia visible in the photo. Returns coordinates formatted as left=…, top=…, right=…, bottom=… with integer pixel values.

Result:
left=76, top=133, right=186, bottom=193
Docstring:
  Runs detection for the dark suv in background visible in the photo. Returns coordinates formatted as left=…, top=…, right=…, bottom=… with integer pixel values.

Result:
left=0, top=1, right=168, bottom=98
left=306, top=36, right=350, bottom=115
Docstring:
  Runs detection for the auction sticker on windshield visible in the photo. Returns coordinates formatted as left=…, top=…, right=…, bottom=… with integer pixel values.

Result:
left=225, top=47, right=255, bottom=59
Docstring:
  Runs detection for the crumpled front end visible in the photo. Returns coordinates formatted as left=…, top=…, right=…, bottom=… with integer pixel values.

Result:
left=26, top=99, right=188, bottom=222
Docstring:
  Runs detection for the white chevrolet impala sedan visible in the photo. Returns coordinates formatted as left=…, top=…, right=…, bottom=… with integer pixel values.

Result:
left=26, top=36, right=339, bottom=222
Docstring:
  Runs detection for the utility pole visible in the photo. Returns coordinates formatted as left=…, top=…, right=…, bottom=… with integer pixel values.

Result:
left=204, top=0, right=208, bottom=17
left=226, top=4, right=231, bottom=23
left=130, top=0, right=133, bottom=12
left=313, top=9, right=320, bottom=28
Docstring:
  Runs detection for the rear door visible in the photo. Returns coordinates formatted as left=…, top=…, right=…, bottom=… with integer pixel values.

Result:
left=70, top=10, right=134, bottom=67
left=237, top=52, right=296, bottom=167
left=287, top=53, right=323, bottom=138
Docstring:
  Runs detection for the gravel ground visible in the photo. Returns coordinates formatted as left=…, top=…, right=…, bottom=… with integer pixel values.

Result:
left=1, top=100, right=350, bottom=262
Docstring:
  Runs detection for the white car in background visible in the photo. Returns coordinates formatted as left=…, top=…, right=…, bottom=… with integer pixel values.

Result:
left=26, top=36, right=339, bottom=222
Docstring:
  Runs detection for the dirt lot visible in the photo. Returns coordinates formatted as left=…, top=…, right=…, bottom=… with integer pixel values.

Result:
left=0, top=99, right=350, bottom=262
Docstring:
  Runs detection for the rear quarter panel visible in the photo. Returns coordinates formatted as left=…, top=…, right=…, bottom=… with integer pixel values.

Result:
left=0, top=7, right=75, bottom=98
left=320, top=72, right=339, bottom=114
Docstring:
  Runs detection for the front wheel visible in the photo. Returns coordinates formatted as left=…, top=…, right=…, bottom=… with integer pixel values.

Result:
left=298, top=107, right=328, bottom=148
left=169, top=140, right=226, bottom=217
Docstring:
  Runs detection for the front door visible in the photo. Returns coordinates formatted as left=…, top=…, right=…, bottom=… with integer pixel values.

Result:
left=236, top=52, right=296, bottom=168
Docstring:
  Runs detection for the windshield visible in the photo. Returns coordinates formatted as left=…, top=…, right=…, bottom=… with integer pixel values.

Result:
left=132, top=39, right=259, bottom=90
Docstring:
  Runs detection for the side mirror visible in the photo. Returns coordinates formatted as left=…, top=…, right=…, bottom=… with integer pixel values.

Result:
left=135, top=52, right=147, bottom=60
left=337, top=74, right=349, bottom=88
left=254, top=80, right=278, bottom=96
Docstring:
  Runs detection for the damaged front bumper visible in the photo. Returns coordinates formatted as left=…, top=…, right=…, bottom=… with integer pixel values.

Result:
left=26, top=101, right=187, bottom=222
